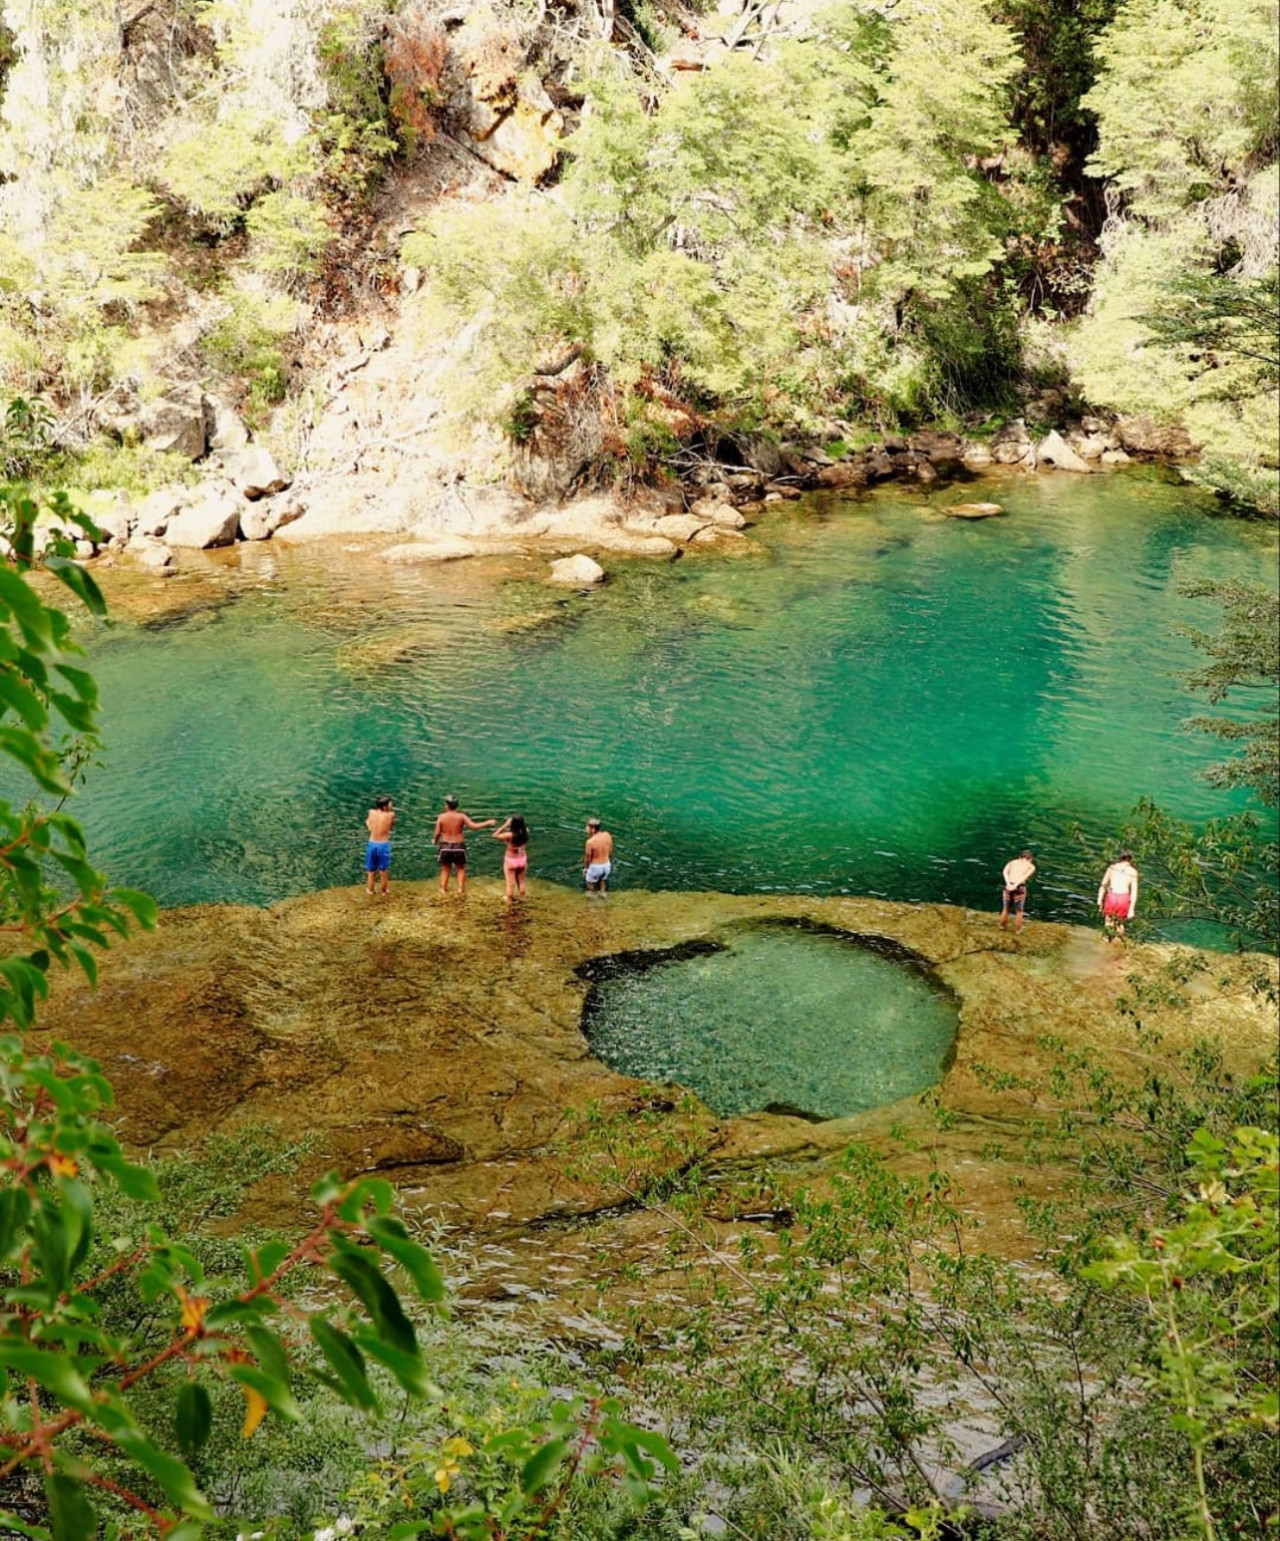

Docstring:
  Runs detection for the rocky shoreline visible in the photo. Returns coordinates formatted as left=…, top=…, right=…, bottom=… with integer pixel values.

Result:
left=52, top=374, right=1197, bottom=583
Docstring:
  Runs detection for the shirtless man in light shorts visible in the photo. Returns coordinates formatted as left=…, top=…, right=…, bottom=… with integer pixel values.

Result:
left=365, top=795, right=395, bottom=895
left=583, top=818, right=613, bottom=894
left=1097, top=851, right=1140, bottom=939
left=433, top=794, right=496, bottom=896
left=999, top=849, right=1036, bottom=932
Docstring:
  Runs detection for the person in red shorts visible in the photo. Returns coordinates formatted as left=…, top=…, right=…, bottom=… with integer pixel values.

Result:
left=1097, top=851, right=1140, bottom=939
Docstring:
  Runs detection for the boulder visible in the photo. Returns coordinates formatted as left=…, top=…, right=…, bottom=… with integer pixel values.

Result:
left=595, top=531, right=680, bottom=559
left=217, top=445, right=290, bottom=500
left=688, top=495, right=742, bottom=526
left=94, top=383, right=144, bottom=445
left=763, top=481, right=803, bottom=500
left=88, top=494, right=135, bottom=546
left=913, top=460, right=938, bottom=484
left=691, top=525, right=745, bottom=544
left=459, top=33, right=564, bottom=183
left=1101, top=448, right=1132, bottom=465
left=133, top=488, right=186, bottom=538
left=547, top=554, right=605, bottom=586
left=1068, top=432, right=1112, bottom=461
left=128, top=538, right=176, bottom=573
left=1036, top=429, right=1093, bottom=474
left=654, top=513, right=710, bottom=543
left=991, top=420, right=1033, bottom=468
left=239, top=495, right=305, bottom=542
left=815, top=460, right=869, bottom=489
left=164, top=486, right=242, bottom=548
left=944, top=502, right=1005, bottom=519
left=961, top=442, right=993, bottom=469
left=207, top=397, right=250, bottom=453
left=1115, top=414, right=1197, bottom=457
left=909, top=430, right=963, bottom=464
left=381, top=538, right=484, bottom=564
left=866, top=451, right=896, bottom=480
left=140, top=385, right=208, bottom=460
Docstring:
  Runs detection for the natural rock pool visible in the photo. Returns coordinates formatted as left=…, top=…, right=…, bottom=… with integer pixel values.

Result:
left=580, top=922, right=959, bottom=1120
left=61, top=469, right=1277, bottom=921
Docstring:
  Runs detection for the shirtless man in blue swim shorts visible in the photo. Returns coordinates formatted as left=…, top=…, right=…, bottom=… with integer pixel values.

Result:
left=365, top=795, right=395, bottom=895
left=583, top=818, right=613, bottom=894
left=433, top=794, right=496, bottom=896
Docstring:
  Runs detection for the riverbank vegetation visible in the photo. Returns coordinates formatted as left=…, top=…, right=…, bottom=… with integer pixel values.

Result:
left=0, top=1, right=1276, bottom=512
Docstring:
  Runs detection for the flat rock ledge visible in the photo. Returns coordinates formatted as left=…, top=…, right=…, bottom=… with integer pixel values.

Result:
left=40, top=883, right=1275, bottom=1244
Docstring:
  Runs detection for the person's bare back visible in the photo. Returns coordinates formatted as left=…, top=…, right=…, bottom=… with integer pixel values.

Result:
left=584, top=829, right=613, bottom=865
left=583, top=819, right=613, bottom=893
left=433, top=795, right=495, bottom=894
left=366, top=806, right=395, bottom=841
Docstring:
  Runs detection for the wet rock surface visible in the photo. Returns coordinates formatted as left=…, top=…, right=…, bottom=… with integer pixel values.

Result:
left=38, top=883, right=1275, bottom=1257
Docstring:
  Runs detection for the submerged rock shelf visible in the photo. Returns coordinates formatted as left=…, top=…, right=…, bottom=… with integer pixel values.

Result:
left=40, top=883, right=1276, bottom=1248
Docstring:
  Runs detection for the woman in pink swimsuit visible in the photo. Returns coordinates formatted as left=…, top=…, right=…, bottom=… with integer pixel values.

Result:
left=494, top=815, right=530, bottom=901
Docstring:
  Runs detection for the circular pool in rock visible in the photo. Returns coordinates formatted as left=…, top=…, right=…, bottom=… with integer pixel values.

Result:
left=579, top=922, right=959, bottom=1121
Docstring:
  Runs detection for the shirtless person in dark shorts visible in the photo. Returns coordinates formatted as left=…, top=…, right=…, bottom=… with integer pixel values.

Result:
left=999, top=850, right=1035, bottom=932
left=433, top=794, right=495, bottom=895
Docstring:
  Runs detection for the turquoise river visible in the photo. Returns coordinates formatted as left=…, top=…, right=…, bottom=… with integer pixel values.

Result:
left=68, top=470, right=1277, bottom=924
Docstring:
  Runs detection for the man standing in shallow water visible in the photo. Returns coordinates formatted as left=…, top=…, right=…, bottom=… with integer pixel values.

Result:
left=365, top=795, right=395, bottom=895
left=433, top=794, right=495, bottom=896
left=583, top=818, right=613, bottom=894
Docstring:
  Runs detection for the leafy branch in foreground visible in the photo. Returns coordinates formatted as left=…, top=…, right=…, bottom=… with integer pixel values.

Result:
left=0, top=482, right=674, bottom=1536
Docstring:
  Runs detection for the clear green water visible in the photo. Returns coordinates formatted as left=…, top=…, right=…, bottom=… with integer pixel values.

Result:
left=582, top=925, right=959, bottom=1120
left=61, top=469, right=1277, bottom=919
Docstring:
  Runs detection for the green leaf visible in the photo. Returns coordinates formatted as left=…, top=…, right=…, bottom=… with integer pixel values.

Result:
left=228, top=1363, right=301, bottom=1425
left=328, top=1241, right=418, bottom=1355
left=520, top=1438, right=569, bottom=1496
left=366, top=1216, right=446, bottom=1303
left=0, top=1187, right=33, bottom=1261
left=350, top=1331, right=435, bottom=1399
left=176, top=1381, right=213, bottom=1457
left=92, top=1150, right=160, bottom=1202
left=0, top=1344, right=93, bottom=1411
left=0, top=669, right=47, bottom=730
left=309, top=1317, right=378, bottom=1410
left=43, top=557, right=106, bottom=618
left=111, top=888, right=158, bottom=929
left=113, top=1426, right=213, bottom=1519
left=44, top=1475, right=95, bottom=1541
left=0, top=1507, right=52, bottom=1541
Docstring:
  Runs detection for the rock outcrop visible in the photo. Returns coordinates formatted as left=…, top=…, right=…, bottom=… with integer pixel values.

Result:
left=38, top=884, right=1276, bottom=1238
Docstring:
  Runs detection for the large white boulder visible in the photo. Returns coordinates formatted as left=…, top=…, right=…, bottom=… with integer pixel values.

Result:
left=547, top=553, right=605, bottom=586
left=240, top=495, right=305, bottom=542
left=165, top=486, right=242, bottom=548
left=216, top=445, right=290, bottom=500
left=1037, top=429, right=1093, bottom=474
left=128, top=537, right=176, bottom=573
left=134, top=488, right=186, bottom=538
left=207, top=397, right=250, bottom=452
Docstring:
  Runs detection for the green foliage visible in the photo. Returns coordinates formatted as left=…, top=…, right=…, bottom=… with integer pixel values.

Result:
left=245, top=192, right=333, bottom=281
left=1073, top=0, right=1279, bottom=513
left=413, top=2, right=1027, bottom=462
left=200, top=287, right=301, bottom=424
left=1084, top=1126, right=1279, bottom=1541
left=2, top=397, right=56, bottom=480
left=160, top=113, right=316, bottom=232
left=316, top=4, right=398, bottom=206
